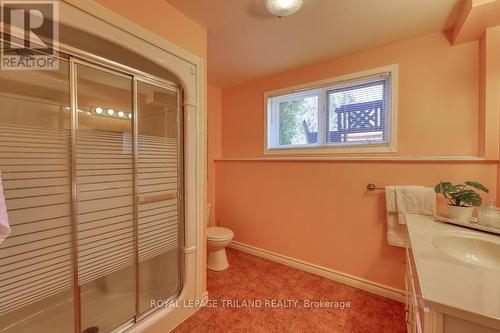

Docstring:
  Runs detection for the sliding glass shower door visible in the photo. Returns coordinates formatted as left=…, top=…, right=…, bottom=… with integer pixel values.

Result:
left=136, top=80, right=182, bottom=315
left=75, top=62, right=136, bottom=332
left=0, top=59, right=74, bottom=333
left=0, top=55, right=183, bottom=333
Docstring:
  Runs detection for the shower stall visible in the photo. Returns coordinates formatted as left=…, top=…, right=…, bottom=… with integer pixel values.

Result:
left=0, top=47, right=187, bottom=332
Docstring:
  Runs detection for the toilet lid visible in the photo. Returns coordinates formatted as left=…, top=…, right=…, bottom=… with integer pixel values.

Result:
left=207, top=226, right=234, bottom=240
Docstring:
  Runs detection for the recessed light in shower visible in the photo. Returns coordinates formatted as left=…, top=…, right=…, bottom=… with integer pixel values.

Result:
left=91, top=106, right=129, bottom=120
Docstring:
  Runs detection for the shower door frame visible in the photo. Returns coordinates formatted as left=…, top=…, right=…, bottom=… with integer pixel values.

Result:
left=67, top=51, right=185, bottom=333
left=132, top=74, right=185, bottom=324
left=1, top=2, right=206, bottom=330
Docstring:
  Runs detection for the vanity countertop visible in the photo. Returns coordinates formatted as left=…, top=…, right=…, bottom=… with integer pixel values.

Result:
left=406, top=214, right=500, bottom=330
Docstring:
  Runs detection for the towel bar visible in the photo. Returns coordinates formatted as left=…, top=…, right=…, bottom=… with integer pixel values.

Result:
left=367, top=183, right=385, bottom=192
left=137, top=191, right=177, bottom=203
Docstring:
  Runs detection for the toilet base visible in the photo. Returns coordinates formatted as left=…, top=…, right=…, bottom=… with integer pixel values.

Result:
left=207, top=248, right=229, bottom=271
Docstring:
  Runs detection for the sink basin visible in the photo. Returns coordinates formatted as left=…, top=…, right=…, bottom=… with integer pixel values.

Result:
left=429, top=232, right=500, bottom=270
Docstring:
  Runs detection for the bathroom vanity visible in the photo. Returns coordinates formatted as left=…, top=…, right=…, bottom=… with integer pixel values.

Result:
left=405, top=214, right=500, bottom=333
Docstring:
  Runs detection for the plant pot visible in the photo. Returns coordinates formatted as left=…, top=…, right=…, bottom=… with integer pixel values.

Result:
left=447, top=205, right=474, bottom=222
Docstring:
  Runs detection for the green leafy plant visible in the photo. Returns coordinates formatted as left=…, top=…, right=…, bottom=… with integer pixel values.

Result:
left=434, top=181, right=489, bottom=207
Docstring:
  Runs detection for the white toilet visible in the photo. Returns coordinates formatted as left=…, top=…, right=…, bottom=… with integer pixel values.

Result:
left=206, top=205, right=234, bottom=271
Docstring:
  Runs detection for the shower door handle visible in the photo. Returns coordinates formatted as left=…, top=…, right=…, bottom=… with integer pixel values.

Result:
left=137, top=192, right=177, bottom=204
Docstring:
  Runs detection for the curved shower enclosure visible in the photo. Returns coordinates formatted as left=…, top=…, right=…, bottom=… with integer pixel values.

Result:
left=0, top=42, right=187, bottom=333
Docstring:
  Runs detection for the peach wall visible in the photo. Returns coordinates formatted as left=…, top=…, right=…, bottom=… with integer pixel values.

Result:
left=215, top=32, right=496, bottom=291
left=208, top=85, right=222, bottom=226
left=222, top=33, right=479, bottom=158
left=216, top=161, right=497, bottom=289
left=479, top=34, right=487, bottom=157
left=95, top=0, right=207, bottom=59
left=488, top=26, right=500, bottom=196
left=479, top=26, right=500, bottom=159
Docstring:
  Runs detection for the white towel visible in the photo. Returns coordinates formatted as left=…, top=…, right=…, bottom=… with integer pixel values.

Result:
left=385, top=185, right=436, bottom=248
left=385, top=186, right=409, bottom=248
left=0, top=171, right=11, bottom=244
left=395, top=186, right=436, bottom=224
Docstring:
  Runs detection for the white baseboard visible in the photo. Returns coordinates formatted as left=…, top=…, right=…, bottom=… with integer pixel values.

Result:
left=229, top=241, right=405, bottom=303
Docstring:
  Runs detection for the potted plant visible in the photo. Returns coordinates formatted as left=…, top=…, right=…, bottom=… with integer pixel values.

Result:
left=434, top=181, right=489, bottom=222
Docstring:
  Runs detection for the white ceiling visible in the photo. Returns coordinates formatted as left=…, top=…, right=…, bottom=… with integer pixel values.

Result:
left=166, top=0, right=462, bottom=88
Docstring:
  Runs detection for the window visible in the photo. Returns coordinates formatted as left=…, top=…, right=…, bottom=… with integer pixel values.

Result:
left=266, top=65, right=397, bottom=154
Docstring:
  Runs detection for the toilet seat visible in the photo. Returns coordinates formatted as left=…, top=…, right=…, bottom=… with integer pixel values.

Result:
left=207, top=226, right=234, bottom=240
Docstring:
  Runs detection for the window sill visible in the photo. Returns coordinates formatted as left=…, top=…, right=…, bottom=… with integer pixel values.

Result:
left=265, top=143, right=395, bottom=155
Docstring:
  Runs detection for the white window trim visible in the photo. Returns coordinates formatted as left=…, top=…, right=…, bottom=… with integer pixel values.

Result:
left=264, top=64, right=399, bottom=155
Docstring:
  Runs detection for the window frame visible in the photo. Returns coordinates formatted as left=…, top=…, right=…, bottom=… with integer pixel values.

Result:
left=264, top=64, right=398, bottom=155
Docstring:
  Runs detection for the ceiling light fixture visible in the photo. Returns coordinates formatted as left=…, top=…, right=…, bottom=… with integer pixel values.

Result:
left=107, top=109, right=115, bottom=116
left=266, top=0, right=304, bottom=17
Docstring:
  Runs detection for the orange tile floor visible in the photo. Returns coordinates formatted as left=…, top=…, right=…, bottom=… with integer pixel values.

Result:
left=173, top=248, right=406, bottom=332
